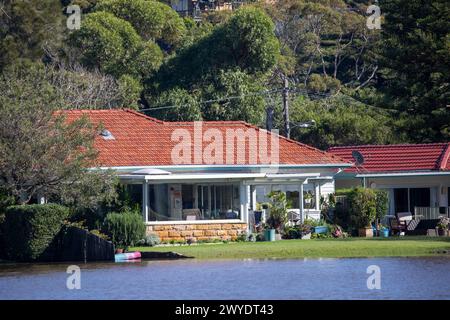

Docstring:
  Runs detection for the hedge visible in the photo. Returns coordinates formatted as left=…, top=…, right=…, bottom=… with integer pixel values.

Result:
left=3, top=204, right=69, bottom=261
left=102, top=210, right=146, bottom=249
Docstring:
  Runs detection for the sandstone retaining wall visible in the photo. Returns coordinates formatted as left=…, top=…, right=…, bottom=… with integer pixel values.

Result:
left=146, top=223, right=247, bottom=242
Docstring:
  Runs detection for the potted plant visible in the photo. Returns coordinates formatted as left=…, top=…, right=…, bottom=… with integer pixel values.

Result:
left=378, top=224, right=390, bottom=237
left=437, top=217, right=449, bottom=236
left=348, top=188, right=377, bottom=238
left=265, top=191, right=288, bottom=241
left=304, top=191, right=313, bottom=206
left=297, top=222, right=312, bottom=239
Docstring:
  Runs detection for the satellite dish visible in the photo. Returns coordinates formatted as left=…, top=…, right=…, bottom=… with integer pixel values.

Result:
left=352, top=150, right=365, bottom=166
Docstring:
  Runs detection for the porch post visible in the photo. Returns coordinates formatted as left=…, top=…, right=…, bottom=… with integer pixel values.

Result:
left=142, top=181, right=149, bottom=222
left=299, top=183, right=304, bottom=223
left=315, top=183, right=320, bottom=211
left=240, top=183, right=250, bottom=224
left=250, top=185, right=257, bottom=210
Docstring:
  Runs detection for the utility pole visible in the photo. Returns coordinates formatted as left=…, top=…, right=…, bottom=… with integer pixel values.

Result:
left=266, top=105, right=274, bottom=132
left=282, top=77, right=290, bottom=139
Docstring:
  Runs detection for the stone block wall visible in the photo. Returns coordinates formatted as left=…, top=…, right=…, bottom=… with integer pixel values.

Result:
left=146, top=223, right=247, bottom=242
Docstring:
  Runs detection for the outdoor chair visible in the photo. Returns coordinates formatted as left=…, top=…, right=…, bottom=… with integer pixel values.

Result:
left=389, top=212, right=413, bottom=235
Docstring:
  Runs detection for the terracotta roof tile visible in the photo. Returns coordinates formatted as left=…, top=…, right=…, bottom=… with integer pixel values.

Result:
left=61, top=109, right=349, bottom=168
left=328, top=143, right=450, bottom=173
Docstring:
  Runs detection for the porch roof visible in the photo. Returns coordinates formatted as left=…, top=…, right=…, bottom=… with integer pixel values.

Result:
left=119, top=172, right=323, bottom=184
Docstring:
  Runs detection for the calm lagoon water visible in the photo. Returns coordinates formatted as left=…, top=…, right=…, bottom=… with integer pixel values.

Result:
left=0, top=257, right=449, bottom=300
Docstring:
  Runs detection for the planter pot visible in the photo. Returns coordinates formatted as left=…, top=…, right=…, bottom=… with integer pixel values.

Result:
left=313, top=226, right=329, bottom=234
left=301, top=233, right=311, bottom=240
left=358, top=227, right=373, bottom=238
left=264, top=229, right=276, bottom=241
left=438, top=228, right=448, bottom=237
left=115, top=248, right=124, bottom=254
left=380, top=229, right=390, bottom=238
left=275, top=233, right=282, bottom=241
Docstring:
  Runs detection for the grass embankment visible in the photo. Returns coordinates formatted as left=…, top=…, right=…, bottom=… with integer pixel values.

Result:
left=131, top=237, right=450, bottom=259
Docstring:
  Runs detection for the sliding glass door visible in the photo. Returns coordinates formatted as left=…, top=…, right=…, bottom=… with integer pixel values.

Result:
left=393, top=187, right=430, bottom=214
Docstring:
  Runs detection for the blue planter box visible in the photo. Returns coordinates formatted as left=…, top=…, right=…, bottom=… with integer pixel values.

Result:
left=313, top=226, right=328, bottom=234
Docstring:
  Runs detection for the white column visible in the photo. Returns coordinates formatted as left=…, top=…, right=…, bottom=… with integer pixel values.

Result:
left=315, top=183, right=320, bottom=211
left=299, top=183, right=304, bottom=223
left=251, top=185, right=257, bottom=210
left=142, top=182, right=149, bottom=222
left=240, top=183, right=250, bottom=223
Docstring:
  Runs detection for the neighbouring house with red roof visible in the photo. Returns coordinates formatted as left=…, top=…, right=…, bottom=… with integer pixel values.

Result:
left=328, top=144, right=450, bottom=220
left=64, top=109, right=351, bottom=242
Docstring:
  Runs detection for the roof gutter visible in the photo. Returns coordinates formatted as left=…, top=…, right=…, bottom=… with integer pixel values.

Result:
left=91, top=163, right=352, bottom=172
left=356, top=171, right=450, bottom=178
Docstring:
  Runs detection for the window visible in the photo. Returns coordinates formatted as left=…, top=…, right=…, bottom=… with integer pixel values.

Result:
left=147, top=183, right=241, bottom=222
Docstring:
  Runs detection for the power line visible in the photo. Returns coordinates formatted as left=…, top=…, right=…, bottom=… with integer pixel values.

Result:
left=140, top=88, right=283, bottom=112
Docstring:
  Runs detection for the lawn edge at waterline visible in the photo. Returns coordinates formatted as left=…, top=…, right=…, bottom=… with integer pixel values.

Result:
left=131, top=237, right=450, bottom=260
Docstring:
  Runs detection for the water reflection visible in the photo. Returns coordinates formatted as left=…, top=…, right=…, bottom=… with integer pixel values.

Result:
left=0, top=257, right=449, bottom=300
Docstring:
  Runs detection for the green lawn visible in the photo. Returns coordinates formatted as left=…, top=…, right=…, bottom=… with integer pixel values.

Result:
left=131, top=237, right=450, bottom=260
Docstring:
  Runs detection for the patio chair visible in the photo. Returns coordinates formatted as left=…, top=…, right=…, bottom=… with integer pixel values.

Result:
left=389, top=212, right=412, bottom=235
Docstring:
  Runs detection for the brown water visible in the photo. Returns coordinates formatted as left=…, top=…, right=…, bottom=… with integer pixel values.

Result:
left=0, top=257, right=449, bottom=299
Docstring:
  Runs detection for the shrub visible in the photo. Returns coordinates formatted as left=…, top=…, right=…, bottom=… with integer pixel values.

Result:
left=136, top=233, right=161, bottom=247
left=348, top=188, right=377, bottom=229
left=102, top=210, right=146, bottom=249
left=3, top=204, right=69, bottom=261
left=266, top=191, right=288, bottom=232
left=374, top=190, right=389, bottom=222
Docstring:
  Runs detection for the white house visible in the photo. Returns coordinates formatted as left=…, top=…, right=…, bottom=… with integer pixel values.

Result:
left=329, top=144, right=450, bottom=220
left=65, top=109, right=350, bottom=242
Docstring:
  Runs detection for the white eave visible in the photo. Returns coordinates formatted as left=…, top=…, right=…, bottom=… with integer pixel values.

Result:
left=119, top=172, right=324, bottom=184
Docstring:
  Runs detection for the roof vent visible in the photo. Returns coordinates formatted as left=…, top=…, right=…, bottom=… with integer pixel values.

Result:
left=100, top=129, right=115, bottom=140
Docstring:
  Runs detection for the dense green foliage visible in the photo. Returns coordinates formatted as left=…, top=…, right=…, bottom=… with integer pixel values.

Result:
left=348, top=188, right=377, bottom=229
left=95, top=0, right=186, bottom=47
left=1, top=0, right=448, bottom=146
left=374, top=189, right=389, bottom=222
left=102, top=210, right=146, bottom=249
left=70, top=11, right=163, bottom=78
left=0, top=63, right=118, bottom=206
left=0, top=0, right=64, bottom=70
left=379, top=0, right=450, bottom=142
left=282, top=95, right=400, bottom=149
left=3, top=204, right=69, bottom=261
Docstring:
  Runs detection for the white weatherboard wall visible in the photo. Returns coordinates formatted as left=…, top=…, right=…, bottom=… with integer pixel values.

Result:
left=335, top=174, right=450, bottom=214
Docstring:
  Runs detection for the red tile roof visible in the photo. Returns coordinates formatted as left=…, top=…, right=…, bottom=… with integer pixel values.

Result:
left=62, top=109, right=349, bottom=168
left=328, top=143, right=450, bottom=173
